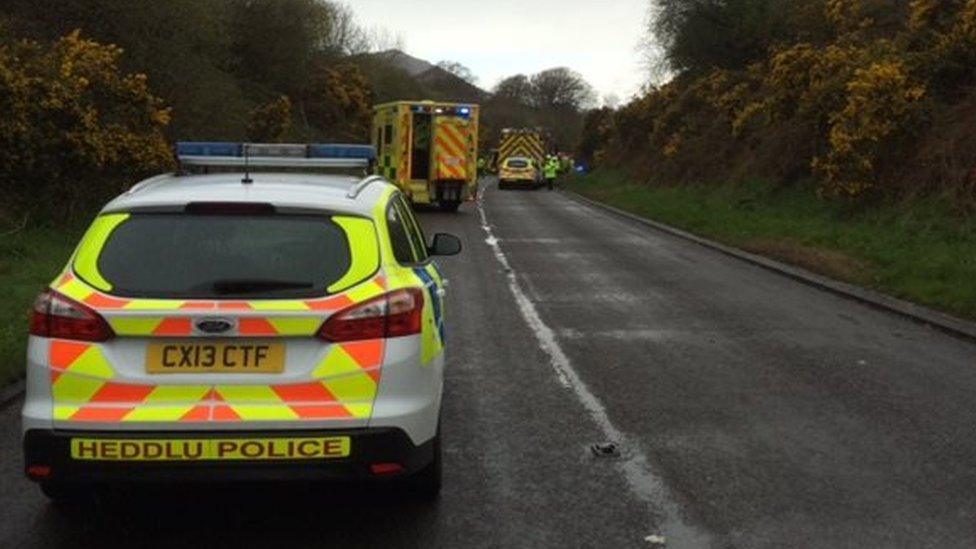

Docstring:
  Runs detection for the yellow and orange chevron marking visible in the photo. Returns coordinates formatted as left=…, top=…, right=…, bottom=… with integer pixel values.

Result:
left=499, top=133, right=546, bottom=165
left=49, top=338, right=386, bottom=423
left=47, top=272, right=392, bottom=423
left=434, top=122, right=471, bottom=181
left=400, top=113, right=411, bottom=183
left=50, top=273, right=389, bottom=338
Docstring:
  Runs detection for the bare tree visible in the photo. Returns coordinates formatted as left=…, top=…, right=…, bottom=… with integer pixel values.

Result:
left=323, top=2, right=370, bottom=55
left=530, top=67, right=596, bottom=111
left=436, top=60, right=478, bottom=85
left=365, top=25, right=405, bottom=52
left=493, top=74, right=533, bottom=104
left=485, top=68, right=596, bottom=151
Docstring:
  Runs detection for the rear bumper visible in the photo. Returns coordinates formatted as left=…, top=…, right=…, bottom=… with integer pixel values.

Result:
left=24, top=428, right=433, bottom=484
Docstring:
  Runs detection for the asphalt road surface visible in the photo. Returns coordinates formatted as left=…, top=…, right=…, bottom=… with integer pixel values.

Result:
left=2, top=178, right=976, bottom=548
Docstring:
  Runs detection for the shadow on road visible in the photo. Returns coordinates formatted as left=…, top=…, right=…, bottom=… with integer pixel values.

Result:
left=36, top=483, right=440, bottom=548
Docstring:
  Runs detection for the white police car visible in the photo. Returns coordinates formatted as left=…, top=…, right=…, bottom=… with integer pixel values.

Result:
left=22, top=143, right=460, bottom=501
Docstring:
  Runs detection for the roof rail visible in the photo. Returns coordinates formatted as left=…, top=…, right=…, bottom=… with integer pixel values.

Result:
left=176, top=142, right=377, bottom=172
left=348, top=175, right=387, bottom=199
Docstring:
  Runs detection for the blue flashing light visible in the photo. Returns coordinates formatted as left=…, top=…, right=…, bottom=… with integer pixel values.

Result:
left=176, top=142, right=375, bottom=161
left=407, top=105, right=473, bottom=118
left=308, top=144, right=376, bottom=161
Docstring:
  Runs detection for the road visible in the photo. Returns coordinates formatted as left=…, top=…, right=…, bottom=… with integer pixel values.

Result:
left=2, top=179, right=976, bottom=548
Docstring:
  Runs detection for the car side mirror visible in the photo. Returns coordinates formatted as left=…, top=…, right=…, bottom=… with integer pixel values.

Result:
left=429, top=233, right=462, bottom=256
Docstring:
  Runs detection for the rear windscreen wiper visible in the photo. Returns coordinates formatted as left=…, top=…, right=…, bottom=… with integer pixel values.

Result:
left=212, top=279, right=315, bottom=295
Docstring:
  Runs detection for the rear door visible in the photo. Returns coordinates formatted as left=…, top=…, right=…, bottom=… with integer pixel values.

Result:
left=432, top=116, right=472, bottom=183
left=47, top=209, right=390, bottom=431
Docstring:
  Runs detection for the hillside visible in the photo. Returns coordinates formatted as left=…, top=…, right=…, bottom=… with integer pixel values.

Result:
left=361, top=49, right=487, bottom=104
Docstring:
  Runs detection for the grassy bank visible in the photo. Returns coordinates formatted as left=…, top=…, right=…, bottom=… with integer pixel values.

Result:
left=0, top=224, right=84, bottom=386
left=564, top=171, right=976, bottom=321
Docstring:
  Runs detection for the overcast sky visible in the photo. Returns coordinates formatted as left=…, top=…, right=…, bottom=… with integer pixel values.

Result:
left=345, top=0, right=650, bottom=103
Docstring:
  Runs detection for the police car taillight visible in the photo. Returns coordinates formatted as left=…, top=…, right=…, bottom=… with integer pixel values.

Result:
left=319, top=289, right=425, bottom=342
left=29, top=290, right=114, bottom=342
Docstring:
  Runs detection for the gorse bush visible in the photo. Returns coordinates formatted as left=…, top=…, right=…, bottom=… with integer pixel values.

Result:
left=304, top=62, right=372, bottom=140
left=585, top=0, right=976, bottom=203
left=247, top=96, right=293, bottom=142
left=0, top=30, right=172, bottom=220
left=814, top=59, right=926, bottom=198
left=0, top=0, right=385, bottom=224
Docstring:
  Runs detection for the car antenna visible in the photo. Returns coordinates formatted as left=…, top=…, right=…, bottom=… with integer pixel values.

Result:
left=242, top=143, right=253, bottom=185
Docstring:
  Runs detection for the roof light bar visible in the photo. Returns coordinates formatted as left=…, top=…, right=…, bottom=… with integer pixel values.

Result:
left=176, top=142, right=376, bottom=170
left=409, top=104, right=473, bottom=118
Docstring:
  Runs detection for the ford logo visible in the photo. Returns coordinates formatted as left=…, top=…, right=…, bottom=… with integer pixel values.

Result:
left=195, top=318, right=234, bottom=335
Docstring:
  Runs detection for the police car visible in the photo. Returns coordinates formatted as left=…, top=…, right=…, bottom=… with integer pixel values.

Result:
left=22, top=143, right=460, bottom=502
left=498, top=156, right=538, bottom=190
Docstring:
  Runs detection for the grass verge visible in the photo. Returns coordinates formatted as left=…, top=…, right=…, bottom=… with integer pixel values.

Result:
left=564, top=170, right=976, bottom=321
left=1, top=224, right=84, bottom=386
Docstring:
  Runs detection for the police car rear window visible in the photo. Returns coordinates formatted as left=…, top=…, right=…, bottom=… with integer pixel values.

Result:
left=506, top=159, right=529, bottom=168
left=92, top=214, right=353, bottom=299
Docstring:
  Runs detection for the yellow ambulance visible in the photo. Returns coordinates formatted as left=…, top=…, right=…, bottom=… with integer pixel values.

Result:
left=373, top=101, right=480, bottom=212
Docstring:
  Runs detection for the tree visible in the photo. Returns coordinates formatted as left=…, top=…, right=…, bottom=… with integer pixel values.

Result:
left=4, top=0, right=379, bottom=143
left=246, top=95, right=292, bottom=141
left=323, top=3, right=370, bottom=56
left=436, top=60, right=478, bottom=85
left=365, top=27, right=405, bottom=52
left=0, top=30, right=172, bottom=219
left=493, top=74, right=534, bottom=104
left=230, top=0, right=336, bottom=95
left=648, top=0, right=834, bottom=74
left=482, top=68, right=596, bottom=153
left=530, top=67, right=596, bottom=110
left=304, top=62, right=372, bottom=139
left=578, top=107, right=616, bottom=165
left=3, top=0, right=249, bottom=140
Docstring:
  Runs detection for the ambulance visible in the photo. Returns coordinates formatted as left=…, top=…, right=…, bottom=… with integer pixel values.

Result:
left=372, top=101, right=480, bottom=212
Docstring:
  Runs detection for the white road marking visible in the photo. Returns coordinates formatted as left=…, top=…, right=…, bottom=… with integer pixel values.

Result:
left=476, top=189, right=710, bottom=548
left=557, top=328, right=682, bottom=342
left=496, top=237, right=568, bottom=244
left=498, top=236, right=652, bottom=246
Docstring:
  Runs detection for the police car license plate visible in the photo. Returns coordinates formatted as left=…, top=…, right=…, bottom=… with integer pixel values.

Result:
left=146, top=342, right=285, bottom=374
left=70, top=437, right=352, bottom=462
